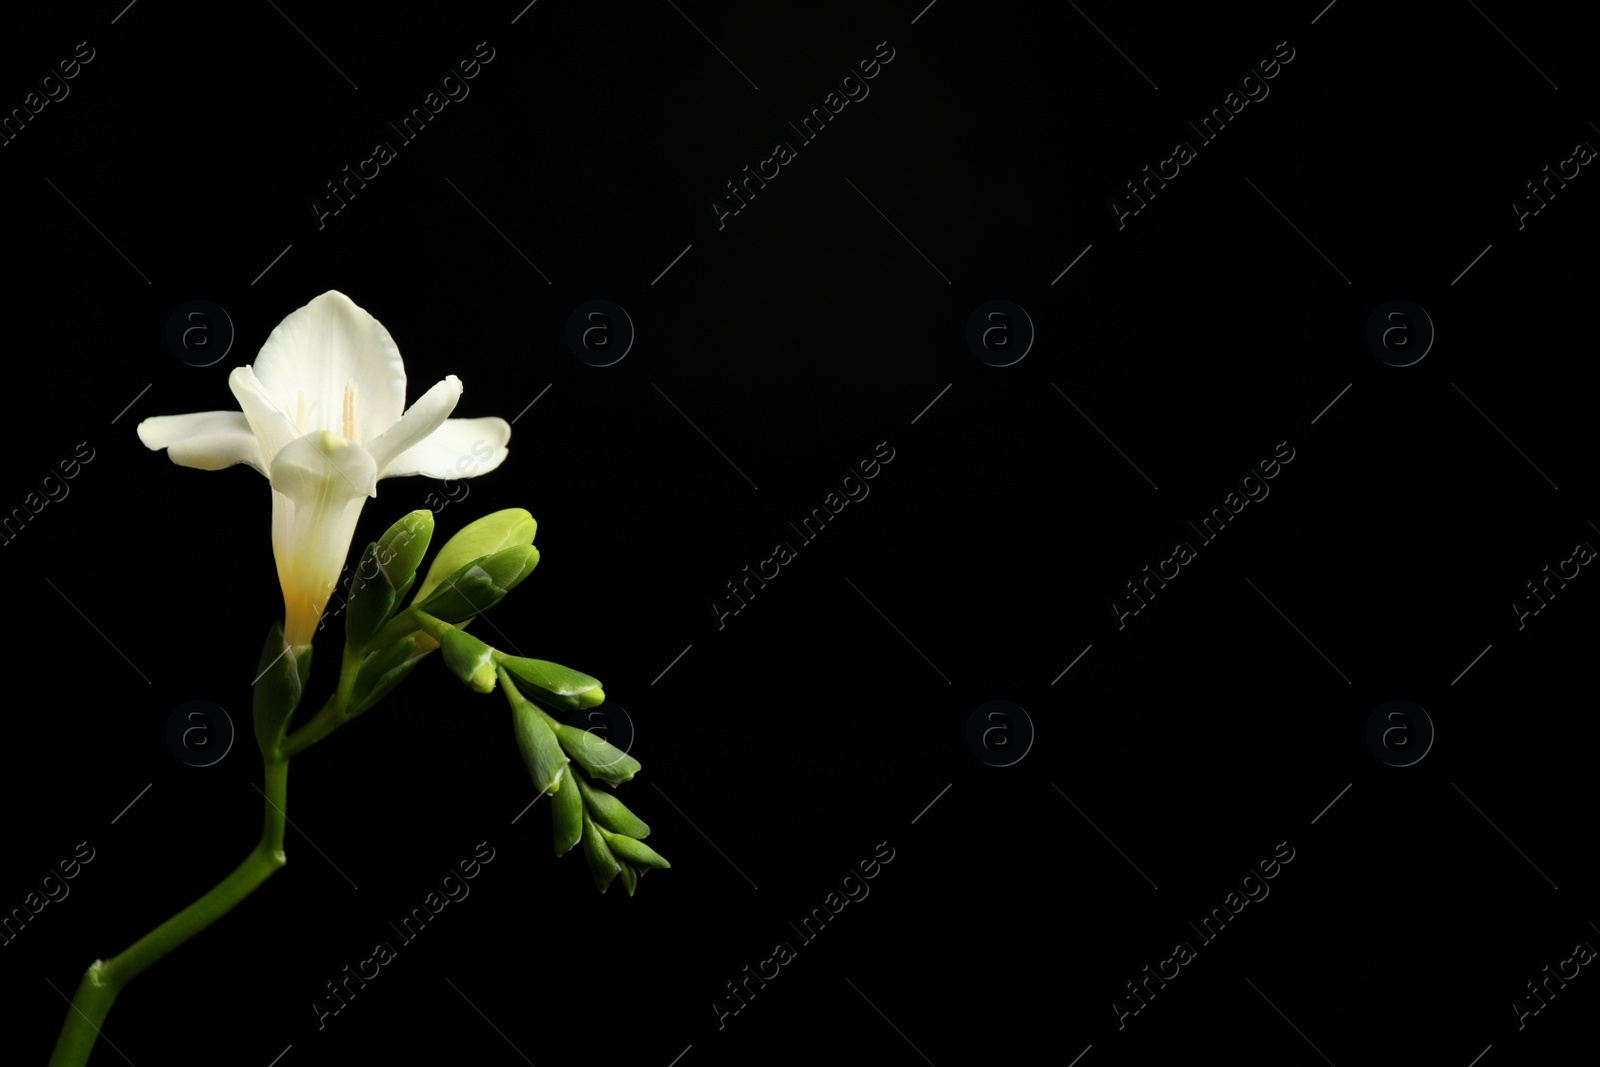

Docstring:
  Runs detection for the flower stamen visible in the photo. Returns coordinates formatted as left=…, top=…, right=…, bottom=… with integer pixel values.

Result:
left=343, top=383, right=358, bottom=441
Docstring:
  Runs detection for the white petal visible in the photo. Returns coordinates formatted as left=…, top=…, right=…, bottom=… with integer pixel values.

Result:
left=268, top=432, right=379, bottom=646
left=252, top=290, right=408, bottom=441
left=379, top=417, right=511, bottom=479
left=136, top=411, right=267, bottom=475
left=229, top=366, right=299, bottom=468
left=364, top=375, right=465, bottom=477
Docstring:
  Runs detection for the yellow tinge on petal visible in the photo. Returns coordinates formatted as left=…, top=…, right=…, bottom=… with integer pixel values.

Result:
left=268, top=431, right=379, bottom=646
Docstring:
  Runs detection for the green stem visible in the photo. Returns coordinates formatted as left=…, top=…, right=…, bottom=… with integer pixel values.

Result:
left=46, top=755, right=290, bottom=1067
left=278, top=692, right=338, bottom=758
left=279, top=642, right=363, bottom=757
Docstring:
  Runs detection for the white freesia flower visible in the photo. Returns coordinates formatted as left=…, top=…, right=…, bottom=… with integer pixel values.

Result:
left=138, top=291, right=511, bottom=645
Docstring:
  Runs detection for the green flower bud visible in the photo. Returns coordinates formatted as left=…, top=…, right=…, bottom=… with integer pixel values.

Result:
left=495, top=653, right=604, bottom=713
left=574, top=774, right=651, bottom=838
left=345, top=512, right=435, bottom=650
left=413, top=545, right=540, bottom=624
left=344, top=542, right=396, bottom=650
left=252, top=623, right=313, bottom=755
left=581, top=811, right=621, bottom=893
left=552, top=763, right=584, bottom=857
left=555, top=723, right=641, bottom=786
left=445, top=632, right=497, bottom=693
left=502, top=666, right=569, bottom=795
left=599, top=829, right=671, bottom=870
left=415, top=613, right=497, bottom=693
left=375, top=510, right=433, bottom=597
left=348, top=636, right=424, bottom=717
left=412, top=508, right=536, bottom=607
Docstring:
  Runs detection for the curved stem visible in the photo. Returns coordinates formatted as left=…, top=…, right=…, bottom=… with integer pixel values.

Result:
left=279, top=693, right=340, bottom=758
left=280, top=642, right=364, bottom=757
left=45, top=755, right=290, bottom=1067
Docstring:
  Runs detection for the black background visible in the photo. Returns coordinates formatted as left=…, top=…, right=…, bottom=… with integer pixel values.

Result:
left=2, top=2, right=1596, bottom=1065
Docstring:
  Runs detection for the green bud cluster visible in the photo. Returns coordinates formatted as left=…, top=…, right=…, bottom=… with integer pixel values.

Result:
left=294, top=506, right=666, bottom=896
left=339, top=508, right=544, bottom=716
left=497, top=664, right=668, bottom=895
